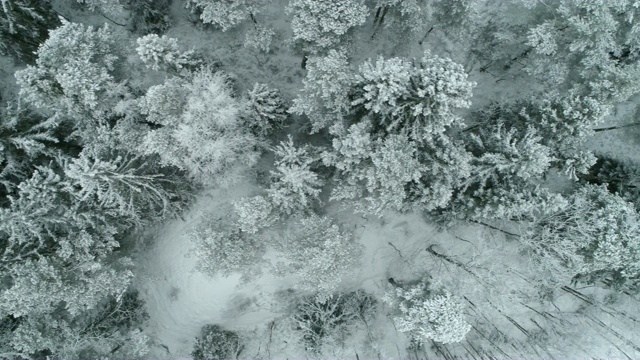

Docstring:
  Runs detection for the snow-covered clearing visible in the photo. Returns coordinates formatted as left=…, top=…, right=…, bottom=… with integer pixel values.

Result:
left=136, top=179, right=640, bottom=359
left=135, top=181, right=442, bottom=358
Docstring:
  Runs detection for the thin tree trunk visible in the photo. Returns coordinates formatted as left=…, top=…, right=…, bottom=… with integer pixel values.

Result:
left=99, top=12, right=127, bottom=27
left=418, top=27, right=434, bottom=45
left=371, top=6, right=389, bottom=39
left=593, top=122, right=640, bottom=132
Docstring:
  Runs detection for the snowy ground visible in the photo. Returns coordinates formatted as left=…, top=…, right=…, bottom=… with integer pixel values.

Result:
left=135, top=179, right=640, bottom=360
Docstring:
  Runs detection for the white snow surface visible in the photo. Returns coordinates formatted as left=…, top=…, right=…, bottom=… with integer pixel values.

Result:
left=135, top=182, right=439, bottom=358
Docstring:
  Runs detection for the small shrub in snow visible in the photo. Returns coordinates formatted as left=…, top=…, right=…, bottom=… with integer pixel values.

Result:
left=273, top=214, right=362, bottom=299
left=136, top=34, right=202, bottom=72
left=232, top=195, right=277, bottom=234
left=382, top=279, right=471, bottom=344
left=192, top=324, right=243, bottom=360
left=291, top=290, right=376, bottom=354
left=188, top=211, right=265, bottom=277
left=186, top=0, right=264, bottom=31
left=244, top=24, right=275, bottom=52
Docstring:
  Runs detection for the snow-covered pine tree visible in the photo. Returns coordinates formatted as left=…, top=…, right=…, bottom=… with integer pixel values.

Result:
left=76, top=0, right=123, bottom=14
left=523, top=184, right=640, bottom=287
left=525, top=0, right=640, bottom=102
left=136, top=33, right=202, bottom=73
left=267, top=135, right=323, bottom=215
left=447, top=109, right=567, bottom=221
left=245, top=83, right=287, bottom=138
left=0, top=165, right=134, bottom=322
left=441, top=94, right=605, bottom=223
left=61, top=148, right=190, bottom=228
left=0, top=101, right=58, bottom=193
left=289, top=49, right=354, bottom=134
left=352, top=51, right=476, bottom=143
left=326, top=123, right=472, bottom=216
left=466, top=94, right=608, bottom=181
left=371, top=0, right=430, bottom=37
left=285, top=0, right=367, bottom=54
left=431, top=0, right=476, bottom=35
left=0, top=0, right=60, bottom=63
left=138, top=67, right=260, bottom=186
left=15, top=20, right=127, bottom=121
left=192, top=325, right=243, bottom=360
left=272, top=214, right=362, bottom=299
left=323, top=52, right=475, bottom=216
left=466, top=1, right=538, bottom=78
left=382, top=279, right=471, bottom=345
left=185, top=0, right=266, bottom=31
left=8, top=290, right=150, bottom=359
left=128, top=0, right=172, bottom=35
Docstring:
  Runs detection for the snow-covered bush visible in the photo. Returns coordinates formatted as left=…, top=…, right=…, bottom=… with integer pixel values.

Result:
left=291, top=290, right=376, bottom=354
left=273, top=214, right=363, bottom=299
left=244, top=24, right=275, bottom=52
left=383, top=280, right=471, bottom=344
left=267, top=136, right=323, bottom=215
left=352, top=51, right=475, bottom=142
left=233, top=195, right=277, bottom=234
left=186, top=0, right=264, bottom=31
left=289, top=49, right=354, bottom=133
left=192, top=324, right=243, bottom=360
left=582, top=156, right=640, bottom=207
left=246, top=83, right=287, bottom=137
left=77, top=0, right=123, bottom=14
left=285, top=0, right=367, bottom=53
left=15, top=20, right=125, bottom=118
left=138, top=68, right=260, bottom=185
left=136, top=34, right=202, bottom=72
left=189, top=210, right=265, bottom=277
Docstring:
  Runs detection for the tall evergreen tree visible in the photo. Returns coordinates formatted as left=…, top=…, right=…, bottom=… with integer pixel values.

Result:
left=0, top=0, right=60, bottom=63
